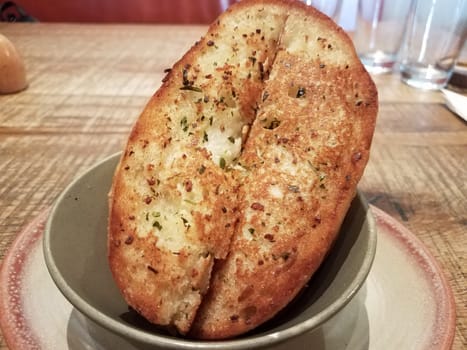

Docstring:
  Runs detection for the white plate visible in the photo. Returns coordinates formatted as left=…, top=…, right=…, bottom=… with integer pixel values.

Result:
left=0, top=207, right=456, bottom=350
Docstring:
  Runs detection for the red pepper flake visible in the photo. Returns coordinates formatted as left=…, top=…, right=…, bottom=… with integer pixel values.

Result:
left=264, top=233, right=275, bottom=242
left=144, top=196, right=152, bottom=204
left=124, top=165, right=130, bottom=170
left=352, top=152, right=362, bottom=163
left=185, top=180, right=193, bottom=192
left=251, top=202, right=264, bottom=211
left=230, top=314, right=240, bottom=322
left=207, top=40, right=215, bottom=46
left=314, top=215, right=321, bottom=224
left=124, top=235, right=134, bottom=245
left=147, top=178, right=156, bottom=186
left=128, top=215, right=135, bottom=220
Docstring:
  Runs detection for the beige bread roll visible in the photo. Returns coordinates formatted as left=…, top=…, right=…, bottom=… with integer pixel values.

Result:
left=108, top=0, right=377, bottom=339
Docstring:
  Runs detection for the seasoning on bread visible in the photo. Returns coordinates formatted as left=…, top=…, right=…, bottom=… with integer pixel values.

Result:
left=108, top=0, right=377, bottom=339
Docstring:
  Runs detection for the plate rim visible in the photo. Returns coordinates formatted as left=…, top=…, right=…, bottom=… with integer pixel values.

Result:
left=0, top=205, right=456, bottom=349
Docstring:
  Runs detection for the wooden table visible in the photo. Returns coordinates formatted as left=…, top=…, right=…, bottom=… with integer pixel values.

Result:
left=0, top=23, right=465, bottom=349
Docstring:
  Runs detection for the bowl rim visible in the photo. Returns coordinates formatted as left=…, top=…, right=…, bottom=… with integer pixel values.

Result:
left=43, top=152, right=377, bottom=349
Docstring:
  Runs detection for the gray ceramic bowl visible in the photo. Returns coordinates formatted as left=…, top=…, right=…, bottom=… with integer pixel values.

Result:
left=44, top=153, right=377, bottom=349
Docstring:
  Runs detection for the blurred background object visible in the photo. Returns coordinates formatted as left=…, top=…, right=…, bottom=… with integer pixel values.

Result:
left=399, top=0, right=467, bottom=90
left=4, top=0, right=362, bottom=25
left=0, top=1, right=37, bottom=22
left=2, top=0, right=236, bottom=24
left=351, top=0, right=413, bottom=74
left=448, top=43, right=467, bottom=91
left=0, top=33, right=28, bottom=94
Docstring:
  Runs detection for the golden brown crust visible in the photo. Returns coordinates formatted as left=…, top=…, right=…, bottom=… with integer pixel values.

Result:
left=108, top=0, right=377, bottom=338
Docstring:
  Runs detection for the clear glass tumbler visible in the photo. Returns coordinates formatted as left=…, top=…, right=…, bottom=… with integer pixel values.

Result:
left=399, top=0, right=467, bottom=90
left=352, top=0, right=413, bottom=74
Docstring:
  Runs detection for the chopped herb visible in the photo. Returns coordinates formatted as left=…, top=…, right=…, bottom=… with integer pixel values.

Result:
left=152, top=211, right=161, bottom=217
left=147, top=265, right=158, bottom=274
left=288, top=185, right=300, bottom=193
left=248, top=56, right=257, bottom=65
left=198, top=165, right=206, bottom=174
left=181, top=217, right=189, bottom=227
left=264, top=118, right=281, bottom=130
left=228, top=136, right=235, bottom=143
left=203, top=131, right=209, bottom=142
left=153, top=221, right=162, bottom=230
left=219, top=157, right=226, bottom=169
left=248, top=228, right=255, bottom=234
left=209, top=116, right=213, bottom=126
left=281, top=252, right=290, bottom=260
left=182, top=65, right=190, bottom=86
left=180, top=116, right=189, bottom=132
left=180, top=85, right=202, bottom=93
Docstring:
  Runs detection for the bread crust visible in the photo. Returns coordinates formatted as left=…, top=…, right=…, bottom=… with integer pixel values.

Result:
left=108, top=0, right=377, bottom=338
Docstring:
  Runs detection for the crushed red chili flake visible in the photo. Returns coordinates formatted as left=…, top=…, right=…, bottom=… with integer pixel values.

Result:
left=125, top=235, right=134, bottom=244
left=147, top=178, right=156, bottom=186
left=207, top=40, right=215, bottom=46
left=230, top=314, right=240, bottom=322
left=352, top=152, right=362, bottom=162
left=129, top=215, right=136, bottom=220
left=185, top=180, right=193, bottom=192
left=264, top=233, right=275, bottom=242
left=144, top=196, right=152, bottom=204
left=251, top=202, right=264, bottom=211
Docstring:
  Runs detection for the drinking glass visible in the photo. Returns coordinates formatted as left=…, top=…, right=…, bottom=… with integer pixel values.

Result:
left=399, top=0, right=467, bottom=90
left=352, top=0, right=413, bottom=74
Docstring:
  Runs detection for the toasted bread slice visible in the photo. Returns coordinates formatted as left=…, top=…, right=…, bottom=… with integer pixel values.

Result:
left=108, top=0, right=289, bottom=334
left=190, top=3, right=377, bottom=338
left=109, top=0, right=377, bottom=338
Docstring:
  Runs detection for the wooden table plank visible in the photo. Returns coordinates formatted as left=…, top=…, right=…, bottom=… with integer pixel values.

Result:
left=0, top=23, right=465, bottom=349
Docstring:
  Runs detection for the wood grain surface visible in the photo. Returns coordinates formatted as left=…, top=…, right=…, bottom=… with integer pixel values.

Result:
left=0, top=23, right=465, bottom=349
